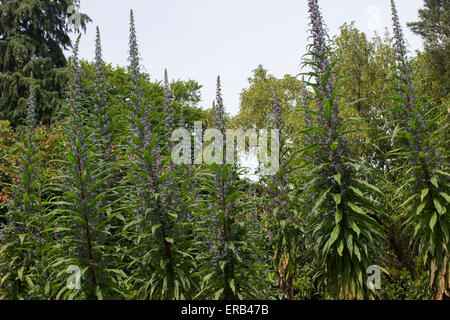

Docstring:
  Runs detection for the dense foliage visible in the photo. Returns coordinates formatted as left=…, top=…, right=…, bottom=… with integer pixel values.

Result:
left=0, top=0, right=91, bottom=126
left=0, top=0, right=448, bottom=300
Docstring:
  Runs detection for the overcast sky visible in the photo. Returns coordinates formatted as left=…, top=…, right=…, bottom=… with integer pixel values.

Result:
left=71, top=0, right=425, bottom=116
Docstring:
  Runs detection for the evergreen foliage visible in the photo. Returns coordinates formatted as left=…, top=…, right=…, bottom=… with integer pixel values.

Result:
left=0, top=0, right=90, bottom=126
left=0, top=0, right=448, bottom=301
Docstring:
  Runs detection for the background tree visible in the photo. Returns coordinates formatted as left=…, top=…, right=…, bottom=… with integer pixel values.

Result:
left=79, top=60, right=207, bottom=140
left=0, top=0, right=90, bottom=126
left=408, top=0, right=449, bottom=110
left=233, top=65, right=304, bottom=136
left=333, top=23, right=417, bottom=279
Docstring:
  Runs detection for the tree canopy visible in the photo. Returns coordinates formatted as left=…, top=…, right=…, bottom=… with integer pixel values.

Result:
left=0, top=0, right=90, bottom=126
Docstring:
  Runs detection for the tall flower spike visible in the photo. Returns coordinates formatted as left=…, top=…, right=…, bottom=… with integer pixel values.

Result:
left=214, top=76, right=226, bottom=135
left=128, top=10, right=158, bottom=158
left=69, top=34, right=82, bottom=127
left=162, top=69, right=178, bottom=217
left=308, top=0, right=331, bottom=95
left=129, top=10, right=143, bottom=117
left=307, top=0, right=343, bottom=160
left=67, top=34, right=84, bottom=164
left=391, top=0, right=408, bottom=63
left=390, top=0, right=425, bottom=134
left=127, top=9, right=159, bottom=214
left=306, top=0, right=346, bottom=178
left=94, top=27, right=106, bottom=116
left=93, top=27, right=113, bottom=157
left=61, top=32, right=111, bottom=297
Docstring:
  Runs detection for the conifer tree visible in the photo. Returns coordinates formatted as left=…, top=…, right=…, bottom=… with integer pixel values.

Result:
left=0, top=0, right=90, bottom=125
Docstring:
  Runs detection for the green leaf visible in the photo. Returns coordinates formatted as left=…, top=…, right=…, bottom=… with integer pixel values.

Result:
left=151, top=224, right=162, bottom=235
left=25, top=276, right=36, bottom=290
left=400, top=193, right=418, bottom=208
left=329, top=225, right=340, bottom=247
left=430, top=177, right=438, bottom=188
left=433, top=198, right=445, bottom=215
left=333, top=194, right=341, bottom=205
left=202, top=272, right=214, bottom=286
left=0, top=273, right=10, bottom=286
left=421, top=188, right=429, bottom=202
left=429, top=212, right=437, bottom=231
left=18, top=266, right=24, bottom=280
left=165, top=237, right=174, bottom=244
left=350, top=221, right=360, bottom=237
left=337, top=240, right=344, bottom=256
left=96, top=286, right=104, bottom=300
left=229, top=279, right=236, bottom=294
left=299, top=126, right=328, bottom=136
left=313, top=187, right=332, bottom=214
left=74, top=216, right=86, bottom=227
left=214, top=288, right=224, bottom=300
left=313, top=221, right=325, bottom=235
left=346, top=234, right=353, bottom=257
left=353, top=179, right=381, bottom=194
left=335, top=208, right=343, bottom=224
left=416, top=202, right=426, bottom=216
left=19, top=234, right=25, bottom=246
left=439, top=192, right=450, bottom=203
left=435, top=169, right=450, bottom=177
left=387, top=94, right=408, bottom=106
left=333, top=173, right=341, bottom=185
left=44, top=282, right=50, bottom=295
left=354, top=245, right=361, bottom=262
left=81, top=171, right=87, bottom=185
left=413, top=223, right=421, bottom=239
left=105, top=269, right=127, bottom=278
left=0, top=243, right=13, bottom=256
left=348, top=202, right=365, bottom=215
left=349, top=186, right=364, bottom=198
left=168, top=212, right=178, bottom=219
left=441, top=222, right=450, bottom=243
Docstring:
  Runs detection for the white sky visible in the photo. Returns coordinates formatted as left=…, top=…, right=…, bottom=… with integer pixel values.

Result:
left=71, top=0, right=425, bottom=116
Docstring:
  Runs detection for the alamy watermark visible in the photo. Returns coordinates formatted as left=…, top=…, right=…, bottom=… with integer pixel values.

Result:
left=170, top=122, right=280, bottom=176
left=366, top=265, right=381, bottom=290
left=66, top=265, right=81, bottom=290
